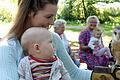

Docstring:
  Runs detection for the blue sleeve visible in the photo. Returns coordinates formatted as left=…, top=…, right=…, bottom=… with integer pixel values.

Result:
left=0, top=38, right=23, bottom=80
left=51, top=32, right=92, bottom=80
left=0, top=44, right=19, bottom=80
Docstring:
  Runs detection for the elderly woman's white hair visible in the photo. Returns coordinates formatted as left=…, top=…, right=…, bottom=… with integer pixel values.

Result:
left=54, top=19, right=66, bottom=28
left=86, top=15, right=99, bottom=27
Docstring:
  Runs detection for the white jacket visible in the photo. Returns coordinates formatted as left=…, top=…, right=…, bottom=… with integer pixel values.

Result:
left=18, top=56, right=71, bottom=80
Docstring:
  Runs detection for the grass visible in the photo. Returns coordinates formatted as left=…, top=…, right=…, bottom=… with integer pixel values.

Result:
left=66, top=28, right=81, bottom=32
left=65, top=23, right=114, bottom=47
left=0, top=22, right=114, bottom=47
left=66, top=22, right=116, bottom=37
left=0, top=21, right=116, bottom=37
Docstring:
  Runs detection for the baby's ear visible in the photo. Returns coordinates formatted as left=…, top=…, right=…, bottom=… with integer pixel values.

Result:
left=34, top=44, right=40, bottom=50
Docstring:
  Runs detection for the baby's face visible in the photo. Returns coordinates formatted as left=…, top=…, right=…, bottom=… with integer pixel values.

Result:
left=95, top=33, right=102, bottom=39
left=38, top=33, right=54, bottom=58
left=40, top=38, right=54, bottom=54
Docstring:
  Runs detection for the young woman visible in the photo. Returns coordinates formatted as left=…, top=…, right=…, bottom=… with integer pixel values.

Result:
left=0, top=0, right=119, bottom=80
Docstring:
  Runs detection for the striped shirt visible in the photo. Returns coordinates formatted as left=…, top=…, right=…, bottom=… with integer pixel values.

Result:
left=29, top=55, right=57, bottom=80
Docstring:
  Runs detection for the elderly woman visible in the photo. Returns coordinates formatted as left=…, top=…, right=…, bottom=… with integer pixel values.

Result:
left=53, top=19, right=80, bottom=67
left=53, top=19, right=71, bottom=55
left=78, top=16, right=109, bottom=70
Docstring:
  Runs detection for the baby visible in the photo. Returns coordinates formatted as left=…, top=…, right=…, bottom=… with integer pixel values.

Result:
left=18, top=27, right=71, bottom=80
left=88, top=28, right=112, bottom=58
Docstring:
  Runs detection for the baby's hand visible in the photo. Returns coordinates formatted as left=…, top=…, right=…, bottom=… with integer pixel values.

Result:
left=94, top=44, right=98, bottom=48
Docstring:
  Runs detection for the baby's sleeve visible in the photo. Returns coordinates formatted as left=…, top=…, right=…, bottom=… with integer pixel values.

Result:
left=88, top=38, right=95, bottom=50
left=59, top=60, right=71, bottom=80
left=18, top=58, right=26, bottom=80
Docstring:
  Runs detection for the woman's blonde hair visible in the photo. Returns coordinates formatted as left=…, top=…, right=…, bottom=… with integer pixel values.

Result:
left=86, top=15, right=99, bottom=27
left=5, top=0, right=58, bottom=40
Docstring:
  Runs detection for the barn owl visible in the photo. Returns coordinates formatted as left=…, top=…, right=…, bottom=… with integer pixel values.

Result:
left=111, top=26, right=120, bottom=65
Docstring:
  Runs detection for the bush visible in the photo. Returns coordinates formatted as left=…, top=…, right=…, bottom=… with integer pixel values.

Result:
left=0, top=8, right=12, bottom=23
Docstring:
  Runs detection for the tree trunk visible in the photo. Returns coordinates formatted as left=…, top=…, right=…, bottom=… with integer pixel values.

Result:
left=82, top=0, right=87, bottom=21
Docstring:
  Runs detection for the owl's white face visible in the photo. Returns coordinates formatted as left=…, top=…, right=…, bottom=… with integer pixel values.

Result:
left=112, top=28, right=120, bottom=42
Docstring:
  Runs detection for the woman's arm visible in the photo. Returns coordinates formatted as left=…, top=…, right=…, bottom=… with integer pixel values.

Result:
left=51, top=32, right=92, bottom=80
left=0, top=41, right=19, bottom=80
left=80, top=43, right=91, bottom=50
left=78, top=30, right=92, bottom=51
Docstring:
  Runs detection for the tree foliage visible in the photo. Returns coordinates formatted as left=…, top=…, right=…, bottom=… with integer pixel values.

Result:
left=58, top=0, right=120, bottom=24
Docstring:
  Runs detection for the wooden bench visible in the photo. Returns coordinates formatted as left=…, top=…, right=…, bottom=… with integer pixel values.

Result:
left=69, top=41, right=79, bottom=59
left=69, top=41, right=86, bottom=63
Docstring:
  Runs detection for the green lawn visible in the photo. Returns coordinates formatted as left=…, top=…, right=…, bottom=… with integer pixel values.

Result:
left=66, top=22, right=116, bottom=37
left=0, top=22, right=113, bottom=47
left=65, top=25, right=113, bottom=47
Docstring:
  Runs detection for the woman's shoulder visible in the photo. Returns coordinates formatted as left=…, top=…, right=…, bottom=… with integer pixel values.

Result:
left=80, top=27, right=90, bottom=34
left=0, top=37, right=23, bottom=62
left=0, top=36, right=21, bottom=49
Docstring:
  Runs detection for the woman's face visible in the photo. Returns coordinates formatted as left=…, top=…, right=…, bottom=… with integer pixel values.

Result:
left=55, top=24, right=65, bottom=35
left=29, top=4, right=58, bottom=28
left=88, top=18, right=97, bottom=30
